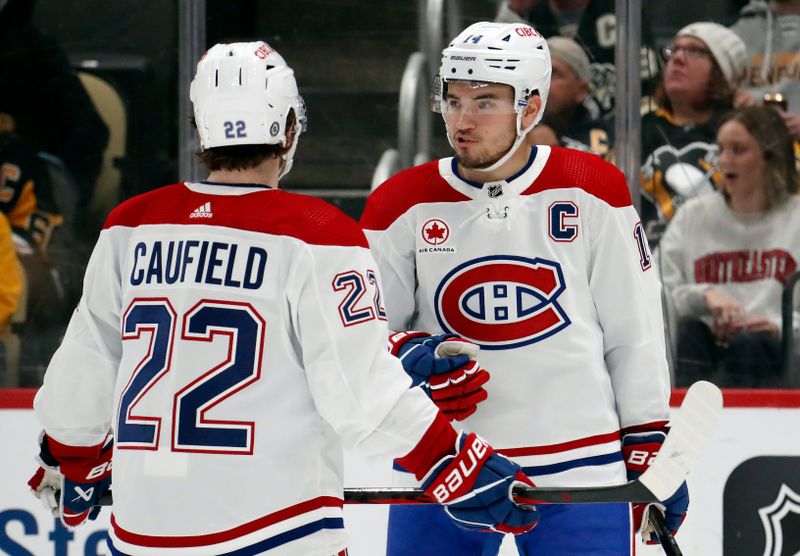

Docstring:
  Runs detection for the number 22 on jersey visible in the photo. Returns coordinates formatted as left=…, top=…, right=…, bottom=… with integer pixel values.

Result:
left=332, top=269, right=387, bottom=326
left=116, top=297, right=265, bottom=455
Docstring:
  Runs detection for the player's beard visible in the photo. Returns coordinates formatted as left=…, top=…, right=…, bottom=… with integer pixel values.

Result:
left=454, top=129, right=518, bottom=170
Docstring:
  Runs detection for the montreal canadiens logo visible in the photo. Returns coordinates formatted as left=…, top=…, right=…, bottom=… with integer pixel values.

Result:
left=434, top=255, right=571, bottom=350
left=422, top=218, right=450, bottom=246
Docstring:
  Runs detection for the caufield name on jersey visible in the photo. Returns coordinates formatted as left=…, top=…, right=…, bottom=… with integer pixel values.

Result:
left=129, top=239, right=267, bottom=289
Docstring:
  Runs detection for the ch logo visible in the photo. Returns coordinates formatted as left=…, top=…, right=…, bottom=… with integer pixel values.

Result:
left=434, top=255, right=570, bottom=350
left=759, top=483, right=800, bottom=556
left=422, top=218, right=450, bottom=246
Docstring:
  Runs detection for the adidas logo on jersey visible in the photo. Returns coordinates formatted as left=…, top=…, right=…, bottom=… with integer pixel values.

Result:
left=189, top=202, right=213, bottom=219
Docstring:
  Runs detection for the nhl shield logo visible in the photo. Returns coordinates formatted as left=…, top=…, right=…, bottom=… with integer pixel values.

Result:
left=759, top=483, right=800, bottom=556
left=487, top=184, right=504, bottom=198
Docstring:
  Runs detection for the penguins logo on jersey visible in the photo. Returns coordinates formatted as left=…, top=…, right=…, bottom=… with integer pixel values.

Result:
left=641, top=140, right=720, bottom=221
left=434, top=255, right=570, bottom=350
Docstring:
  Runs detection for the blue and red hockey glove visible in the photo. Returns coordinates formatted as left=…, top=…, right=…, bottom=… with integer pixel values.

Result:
left=421, top=432, right=539, bottom=534
left=28, top=432, right=113, bottom=528
left=621, top=425, right=689, bottom=543
left=389, top=331, right=490, bottom=421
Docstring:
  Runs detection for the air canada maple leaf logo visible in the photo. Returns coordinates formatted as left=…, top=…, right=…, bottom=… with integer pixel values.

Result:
left=422, top=218, right=450, bottom=246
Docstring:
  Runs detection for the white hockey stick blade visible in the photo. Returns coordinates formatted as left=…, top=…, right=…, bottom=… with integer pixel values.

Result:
left=638, top=380, right=723, bottom=501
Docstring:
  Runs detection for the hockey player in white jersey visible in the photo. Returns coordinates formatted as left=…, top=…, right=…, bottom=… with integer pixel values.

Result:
left=360, top=22, right=688, bottom=555
left=25, top=41, right=541, bottom=555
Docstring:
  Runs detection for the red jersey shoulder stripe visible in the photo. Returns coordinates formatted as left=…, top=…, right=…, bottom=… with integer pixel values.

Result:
left=103, top=184, right=369, bottom=248
left=110, top=496, right=343, bottom=548
left=525, top=147, right=632, bottom=208
left=497, top=430, right=622, bottom=458
left=360, top=161, right=471, bottom=232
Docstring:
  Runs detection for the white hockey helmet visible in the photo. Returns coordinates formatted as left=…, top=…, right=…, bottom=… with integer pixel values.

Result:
left=190, top=41, right=307, bottom=178
left=435, top=22, right=551, bottom=172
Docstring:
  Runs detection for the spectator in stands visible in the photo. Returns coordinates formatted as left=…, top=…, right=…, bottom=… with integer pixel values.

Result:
left=0, top=0, right=103, bottom=380
left=496, top=0, right=659, bottom=115
left=0, top=212, right=22, bottom=329
left=730, top=0, right=800, bottom=140
left=535, top=36, right=612, bottom=157
left=659, top=105, right=800, bottom=388
left=0, top=207, right=22, bottom=378
left=0, top=132, right=74, bottom=383
left=0, top=0, right=108, bottom=209
left=640, top=22, right=749, bottom=245
left=0, top=132, right=63, bottom=253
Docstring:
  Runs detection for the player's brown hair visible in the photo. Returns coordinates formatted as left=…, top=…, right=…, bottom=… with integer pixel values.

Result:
left=192, top=111, right=296, bottom=172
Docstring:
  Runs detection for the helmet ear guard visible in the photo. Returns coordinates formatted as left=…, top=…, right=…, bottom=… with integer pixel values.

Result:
left=190, top=41, right=307, bottom=177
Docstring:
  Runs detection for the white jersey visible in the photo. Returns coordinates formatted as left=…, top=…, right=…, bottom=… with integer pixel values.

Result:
left=360, top=146, right=671, bottom=488
left=34, top=181, right=444, bottom=556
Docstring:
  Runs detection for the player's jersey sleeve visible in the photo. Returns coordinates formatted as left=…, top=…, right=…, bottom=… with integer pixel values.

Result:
left=360, top=208, right=417, bottom=332
left=584, top=168, right=671, bottom=429
left=286, top=237, right=441, bottom=460
left=33, top=225, right=123, bottom=446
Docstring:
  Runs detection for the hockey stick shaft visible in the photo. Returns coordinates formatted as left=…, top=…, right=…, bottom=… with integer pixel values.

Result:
left=94, top=381, right=721, bottom=507
left=649, top=509, right=683, bottom=556
left=342, top=380, right=723, bottom=506
left=341, top=480, right=656, bottom=504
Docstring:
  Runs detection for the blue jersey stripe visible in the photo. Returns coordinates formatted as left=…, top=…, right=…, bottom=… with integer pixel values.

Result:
left=521, top=451, right=623, bottom=476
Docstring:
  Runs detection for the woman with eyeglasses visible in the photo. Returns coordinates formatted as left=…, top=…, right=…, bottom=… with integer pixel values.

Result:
left=659, top=105, right=800, bottom=388
left=639, top=22, right=751, bottom=246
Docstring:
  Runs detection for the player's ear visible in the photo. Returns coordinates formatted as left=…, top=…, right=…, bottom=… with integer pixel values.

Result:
left=277, top=111, right=298, bottom=158
left=521, top=94, right=542, bottom=129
